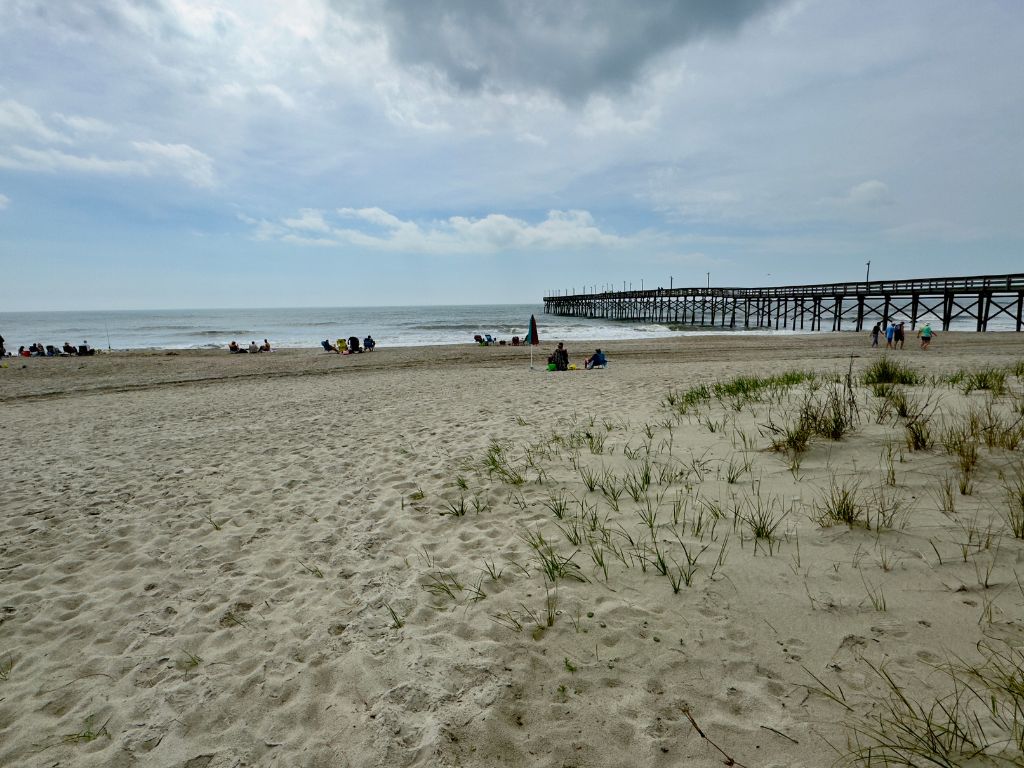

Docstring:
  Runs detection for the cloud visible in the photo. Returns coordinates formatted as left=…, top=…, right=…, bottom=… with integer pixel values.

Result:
left=337, top=207, right=407, bottom=229
left=0, top=193, right=9, bottom=210
left=0, top=99, right=68, bottom=143
left=132, top=141, right=216, bottom=188
left=0, top=146, right=145, bottom=176
left=845, top=179, right=891, bottom=207
left=369, top=0, right=784, bottom=102
left=0, top=98, right=215, bottom=187
left=214, top=82, right=298, bottom=110
left=247, top=207, right=630, bottom=253
left=0, top=140, right=215, bottom=188
left=283, top=208, right=331, bottom=232
left=53, top=113, right=115, bottom=135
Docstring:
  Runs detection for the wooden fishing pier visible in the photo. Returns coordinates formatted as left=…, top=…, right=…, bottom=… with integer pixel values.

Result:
left=543, top=273, right=1024, bottom=332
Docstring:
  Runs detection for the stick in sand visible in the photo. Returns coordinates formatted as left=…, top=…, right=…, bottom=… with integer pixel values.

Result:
left=682, top=707, right=750, bottom=768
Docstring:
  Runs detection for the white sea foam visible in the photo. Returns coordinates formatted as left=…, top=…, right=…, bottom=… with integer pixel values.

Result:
left=0, top=303, right=1017, bottom=351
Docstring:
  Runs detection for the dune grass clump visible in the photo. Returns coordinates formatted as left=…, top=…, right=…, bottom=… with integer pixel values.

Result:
left=813, top=382, right=859, bottom=440
left=441, top=494, right=468, bottom=517
left=542, top=489, right=574, bottom=520
left=960, top=366, right=1009, bottom=396
left=971, top=399, right=1024, bottom=451
left=482, top=440, right=526, bottom=485
left=904, top=413, right=934, bottom=451
left=735, top=493, right=786, bottom=540
left=760, top=384, right=859, bottom=472
left=885, top=387, right=913, bottom=418
left=865, top=484, right=912, bottom=531
left=711, top=370, right=816, bottom=410
left=520, top=528, right=587, bottom=583
left=1004, top=469, right=1024, bottom=539
left=825, top=639, right=1024, bottom=766
left=863, top=357, right=920, bottom=386
left=812, top=478, right=863, bottom=527
left=664, top=384, right=711, bottom=414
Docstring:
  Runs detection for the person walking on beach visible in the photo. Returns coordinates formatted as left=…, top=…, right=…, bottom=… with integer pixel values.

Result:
left=870, top=323, right=881, bottom=348
left=917, top=322, right=933, bottom=350
left=885, top=321, right=896, bottom=349
left=896, top=322, right=905, bottom=349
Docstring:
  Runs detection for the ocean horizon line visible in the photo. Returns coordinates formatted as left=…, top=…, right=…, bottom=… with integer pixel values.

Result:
left=0, top=301, right=544, bottom=316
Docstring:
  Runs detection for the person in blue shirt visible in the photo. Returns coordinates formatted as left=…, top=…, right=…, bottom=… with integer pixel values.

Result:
left=585, top=349, right=607, bottom=369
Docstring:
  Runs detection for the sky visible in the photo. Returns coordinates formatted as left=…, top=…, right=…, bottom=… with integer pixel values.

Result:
left=0, top=0, right=1021, bottom=311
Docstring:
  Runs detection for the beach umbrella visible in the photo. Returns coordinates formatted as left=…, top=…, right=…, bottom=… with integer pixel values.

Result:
left=525, top=314, right=539, bottom=345
left=525, top=314, right=540, bottom=369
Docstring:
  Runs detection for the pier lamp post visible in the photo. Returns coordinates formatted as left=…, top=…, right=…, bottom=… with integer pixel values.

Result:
left=866, top=261, right=871, bottom=283
left=706, top=272, right=710, bottom=290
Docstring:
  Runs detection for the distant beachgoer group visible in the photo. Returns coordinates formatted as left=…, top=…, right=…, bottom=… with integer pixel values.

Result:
left=321, top=335, right=376, bottom=354
left=872, top=320, right=934, bottom=351
left=4, top=340, right=95, bottom=357
left=228, top=339, right=272, bottom=353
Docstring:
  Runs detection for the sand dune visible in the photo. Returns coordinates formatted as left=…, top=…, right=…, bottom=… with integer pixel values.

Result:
left=2, top=332, right=1023, bottom=767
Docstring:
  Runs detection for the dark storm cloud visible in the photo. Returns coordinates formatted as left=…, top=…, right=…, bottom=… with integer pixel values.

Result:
left=368, top=0, right=785, bottom=101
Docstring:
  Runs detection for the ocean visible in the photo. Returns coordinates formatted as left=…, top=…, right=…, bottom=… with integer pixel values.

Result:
left=0, top=303, right=1014, bottom=352
left=0, top=304, right=685, bottom=351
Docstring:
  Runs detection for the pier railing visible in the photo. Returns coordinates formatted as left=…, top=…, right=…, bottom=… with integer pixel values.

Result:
left=543, top=272, right=1024, bottom=332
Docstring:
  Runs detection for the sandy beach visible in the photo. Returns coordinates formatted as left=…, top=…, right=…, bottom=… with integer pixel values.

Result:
left=2, top=332, right=1024, bottom=767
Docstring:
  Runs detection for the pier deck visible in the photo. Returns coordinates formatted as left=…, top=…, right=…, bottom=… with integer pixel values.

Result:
left=543, top=273, right=1024, bottom=332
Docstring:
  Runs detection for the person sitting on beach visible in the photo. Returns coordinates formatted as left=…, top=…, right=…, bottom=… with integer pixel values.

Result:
left=63, top=341, right=77, bottom=355
left=321, top=339, right=336, bottom=353
left=229, top=340, right=240, bottom=353
left=585, top=349, right=607, bottom=369
left=18, top=346, right=30, bottom=357
left=78, top=341, right=95, bottom=356
left=261, top=339, right=271, bottom=352
left=248, top=340, right=260, bottom=354
left=551, top=342, right=569, bottom=372
left=348, top=336, right=361, bottom=353
left=364, top=335, right=375, bottom=351
left=337, top=338, right=348, bottom=354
